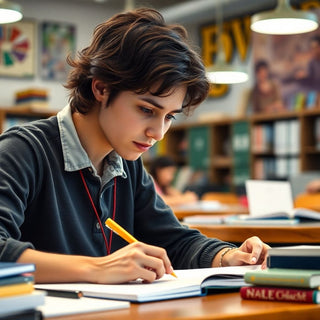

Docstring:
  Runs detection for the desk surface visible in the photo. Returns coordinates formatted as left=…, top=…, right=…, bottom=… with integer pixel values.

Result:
left=173, top=204, right=248, bottom=220
left=48, top=292, right=320, bottom=320
left=187, top=223, right=320, bottom=244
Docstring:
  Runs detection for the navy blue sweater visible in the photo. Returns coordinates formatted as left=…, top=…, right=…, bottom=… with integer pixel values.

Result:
left=0, top=115, right=234, bottom=269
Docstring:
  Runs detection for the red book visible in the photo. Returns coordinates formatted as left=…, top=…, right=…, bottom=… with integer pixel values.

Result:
left=240, top=286, right=320, bottom=304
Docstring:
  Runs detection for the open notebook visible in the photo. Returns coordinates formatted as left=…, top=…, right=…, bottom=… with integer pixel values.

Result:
left=37, top=296, right=129, bottom=318
left=35, top=265, right=259, bottom=303
left=242, top=180, right=320, bottom=222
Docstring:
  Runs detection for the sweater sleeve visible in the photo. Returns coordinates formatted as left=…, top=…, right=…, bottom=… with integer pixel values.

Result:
left=0, top=130, right=37, bottom=261
left=132, top=160, right=236, bottom=269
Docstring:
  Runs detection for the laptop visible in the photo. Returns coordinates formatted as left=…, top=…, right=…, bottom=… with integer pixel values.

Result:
left=245, top=180, right=294, bottom=217
left=224, top=180, right=320, bottom=224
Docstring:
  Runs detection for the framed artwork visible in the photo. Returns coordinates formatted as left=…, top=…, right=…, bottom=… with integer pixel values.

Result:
left=251, top=8, right=320, bottom=114
left=0, top=20, right=36, bottom=78
left=40, top=21, right=76, bottom=81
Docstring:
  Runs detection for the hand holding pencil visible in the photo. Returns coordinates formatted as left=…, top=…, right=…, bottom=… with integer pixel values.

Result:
left=105, top=218, right=177, bottom=279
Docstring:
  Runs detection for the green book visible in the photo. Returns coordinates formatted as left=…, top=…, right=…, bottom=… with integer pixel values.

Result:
left=188, top=126, right=210, bottom=170
left=244, top=268, right=320, bottom=288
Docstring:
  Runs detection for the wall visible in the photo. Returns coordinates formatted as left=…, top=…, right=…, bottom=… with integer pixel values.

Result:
left=0, top=0, right=253, bottom=121
left=0, top=0, right=118, bottom=111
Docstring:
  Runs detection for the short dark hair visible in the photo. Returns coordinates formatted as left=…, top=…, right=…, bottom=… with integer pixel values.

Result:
left=65, top=8, right=209, bottom=115
left=254, top=59, right=269, bottom=73
left=310, top=35, right=320, bottom=46
left=149, top=156, right=176, bottom=181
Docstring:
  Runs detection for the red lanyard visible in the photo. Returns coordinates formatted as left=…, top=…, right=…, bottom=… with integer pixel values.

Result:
left=79, top=169, right=117, bottom=255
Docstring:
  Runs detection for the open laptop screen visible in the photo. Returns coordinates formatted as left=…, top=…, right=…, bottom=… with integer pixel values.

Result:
left=245, top=180, right=294, bottom=216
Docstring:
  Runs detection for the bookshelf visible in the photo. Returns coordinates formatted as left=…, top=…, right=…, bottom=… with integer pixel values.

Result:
left=163, top=117, right=242, bottom=191
left=250, top=111, right=301, bottom=180
left=0, top=106, right=57, bottom=133
left=211, top=119, right=233, bottom=185
left=301, top=109, right=320, bottom=172
left=159, top=108, right=320, bottom=192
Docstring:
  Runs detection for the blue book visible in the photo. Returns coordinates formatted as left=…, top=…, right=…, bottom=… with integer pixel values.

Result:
left=306, top=91, right=317, bottom=109
left=0, top=274, right=34, bottom=286
left=267, top=245, right=320, bottom=270
left=0, top=262, right=35, bottom=278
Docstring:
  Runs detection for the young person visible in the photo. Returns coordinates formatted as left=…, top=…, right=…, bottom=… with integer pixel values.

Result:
left=148, top=156, right=198, bottom=206
left=0, top=8, right=269, bottom=284
left=293, top=35, right=320, bottom=91
left=306, top=179, right=320, bottom=193
left=251, top=59, right=284, bottom=114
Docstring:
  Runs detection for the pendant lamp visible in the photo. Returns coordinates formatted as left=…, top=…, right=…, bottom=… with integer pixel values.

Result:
left=0, top=0, right=22, bottom=24
left=251, top=0, right=318, bottom=35
left=206, top=3, right=248, bottom=84
left=206, top=57, right=249, bottom=84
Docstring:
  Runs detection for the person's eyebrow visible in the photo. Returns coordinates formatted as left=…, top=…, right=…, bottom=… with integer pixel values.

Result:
left=141, top=97, right=183, bottom=114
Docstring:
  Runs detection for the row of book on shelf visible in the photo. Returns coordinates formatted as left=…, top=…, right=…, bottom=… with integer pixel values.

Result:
left=253, top=156, right=300, bottom=180
left=252, top=119, right=300, bottom=155
left=286, top=90, right=320, bottom=111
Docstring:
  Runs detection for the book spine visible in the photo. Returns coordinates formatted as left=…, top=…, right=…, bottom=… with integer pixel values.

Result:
left=0, top=309, right=43, bottom=320
left=240, top=286, right=317, bottom=303
left=267, top=256, right=320, bottom=270
left=244, top=272, right=311, bottom=288
left=0, top=282, right=34, bottom=298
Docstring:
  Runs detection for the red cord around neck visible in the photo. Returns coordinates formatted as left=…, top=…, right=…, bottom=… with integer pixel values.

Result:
left=79, top=169, right=117, bottom=255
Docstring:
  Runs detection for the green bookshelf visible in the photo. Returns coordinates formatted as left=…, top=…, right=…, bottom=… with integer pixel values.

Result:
left=188, top=125, right=210, bottom=171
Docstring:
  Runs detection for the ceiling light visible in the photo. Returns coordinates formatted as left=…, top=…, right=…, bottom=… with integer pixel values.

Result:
left=251, top=0, right=318, bottom=35
left=206, top=3, right=248, bottom=84
left=206, top=64, right=249, bottom=84
left=0, top=0, right=22, bottom=24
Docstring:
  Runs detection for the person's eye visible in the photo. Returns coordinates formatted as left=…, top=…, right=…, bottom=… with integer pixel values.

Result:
left=166, top=114, right=176, bottom=121
left=140, top=106, right=153, bottom=115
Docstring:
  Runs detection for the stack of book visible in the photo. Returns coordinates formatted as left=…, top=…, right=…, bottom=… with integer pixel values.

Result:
left=0, top=262, right=45, bottom=319
left=15, top=88, right=49, bottom=109
left=240, top=245, right=320, bottom=304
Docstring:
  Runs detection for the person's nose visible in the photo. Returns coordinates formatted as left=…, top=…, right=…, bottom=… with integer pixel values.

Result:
left=145, top=118, right=168, bottom=141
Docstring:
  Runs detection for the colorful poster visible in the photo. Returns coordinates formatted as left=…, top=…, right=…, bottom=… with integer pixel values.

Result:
left=0, top=20, right=36, bottom=78
left=41, top=22, right=76, bottom=81
left=251, top=8, right=320, bottom=114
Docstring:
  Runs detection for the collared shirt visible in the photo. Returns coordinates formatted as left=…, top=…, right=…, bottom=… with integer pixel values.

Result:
left=57, top=105, right=127, bottom=187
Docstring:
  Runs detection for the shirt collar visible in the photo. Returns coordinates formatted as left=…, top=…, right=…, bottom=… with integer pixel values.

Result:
left=57, top=105, right=127, bottom=182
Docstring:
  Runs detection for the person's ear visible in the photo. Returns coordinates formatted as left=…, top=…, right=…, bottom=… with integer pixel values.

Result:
left=92, top=79, right=108, bottom=103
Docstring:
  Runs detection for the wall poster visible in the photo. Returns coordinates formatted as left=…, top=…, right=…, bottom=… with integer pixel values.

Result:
left=251, top=8, right=320, bottom=114
left=41, top=21, right=76, bottom=81
left=0, top=20, right=36, bottom=78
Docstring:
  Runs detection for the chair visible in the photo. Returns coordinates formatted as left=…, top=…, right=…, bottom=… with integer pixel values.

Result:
left=201, top=192, right=239, bottom=204
left=294, top=193, right=320, bottom=211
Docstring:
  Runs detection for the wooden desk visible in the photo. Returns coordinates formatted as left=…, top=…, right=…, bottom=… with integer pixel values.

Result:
left=173, top=204, right=248, bottom=220
left=187, top=223, right=320, bottom=245
left=48, top=292, right=320, bottom=320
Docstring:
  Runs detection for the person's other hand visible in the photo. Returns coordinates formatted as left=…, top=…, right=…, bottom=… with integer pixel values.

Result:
left=219, top=236, right=270, bottom=269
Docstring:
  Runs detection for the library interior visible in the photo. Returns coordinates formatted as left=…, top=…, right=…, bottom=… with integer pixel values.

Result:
left=1, top=0, right=320, bottom=319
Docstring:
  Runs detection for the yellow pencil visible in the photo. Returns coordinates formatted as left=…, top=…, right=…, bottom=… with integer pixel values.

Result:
left=105, top=218, right=177, bottom=278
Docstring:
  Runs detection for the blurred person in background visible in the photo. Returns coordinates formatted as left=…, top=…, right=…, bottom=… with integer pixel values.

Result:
left=148, top=156, right=199, bottom=206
